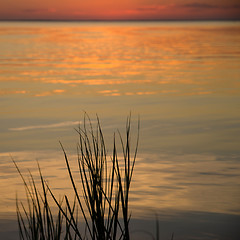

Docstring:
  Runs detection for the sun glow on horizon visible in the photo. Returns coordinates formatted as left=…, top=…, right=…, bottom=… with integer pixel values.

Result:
left=0, top=0, right=240, bottom=20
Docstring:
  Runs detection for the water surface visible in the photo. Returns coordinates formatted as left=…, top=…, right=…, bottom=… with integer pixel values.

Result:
left=0, top=21, right=240, bottom=239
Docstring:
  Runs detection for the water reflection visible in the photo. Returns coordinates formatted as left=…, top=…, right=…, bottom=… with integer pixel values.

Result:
left=0, top=22, right=239, bottom=97
left=1, top=151, right=239, bottom=218
left=0, top=21, right=240, bottom=239
left=132, top=153, right=240, bottom=217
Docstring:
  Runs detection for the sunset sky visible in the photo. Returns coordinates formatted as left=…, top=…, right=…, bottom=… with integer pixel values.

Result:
left=0, top=0, right=240, bottom=20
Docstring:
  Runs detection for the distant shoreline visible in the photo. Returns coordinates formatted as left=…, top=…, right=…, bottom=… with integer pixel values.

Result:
left=0, top=19, right=240, bottom=22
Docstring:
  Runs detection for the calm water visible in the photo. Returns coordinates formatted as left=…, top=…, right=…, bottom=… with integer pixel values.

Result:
left=0, top=21, right=240, bottom=239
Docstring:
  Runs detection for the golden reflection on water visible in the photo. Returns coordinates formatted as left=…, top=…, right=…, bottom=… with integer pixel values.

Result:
left=0, top=22, right=240, bottom=98
left=1, top=151, right=240, bottom=219
left=0, top=22, right=240, bottom=222
left=132, top=154, right=240, bottom=217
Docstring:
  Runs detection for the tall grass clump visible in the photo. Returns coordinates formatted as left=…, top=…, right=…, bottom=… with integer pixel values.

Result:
left=15, top=114, right=139, bottom=240
left=13, top=161, right=78, bottom=240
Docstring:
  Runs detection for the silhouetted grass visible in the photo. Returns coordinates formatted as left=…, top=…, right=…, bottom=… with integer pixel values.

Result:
left=13, top=160, right=78, bottom=240
left=14, top=114, right=140, bottom=240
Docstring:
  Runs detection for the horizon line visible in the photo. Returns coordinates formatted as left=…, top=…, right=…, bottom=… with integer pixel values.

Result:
left=0, top=19, right=240, bottom=22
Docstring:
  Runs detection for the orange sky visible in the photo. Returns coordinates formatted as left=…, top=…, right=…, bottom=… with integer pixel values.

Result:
left=0, top=0, right=240, bottom=20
